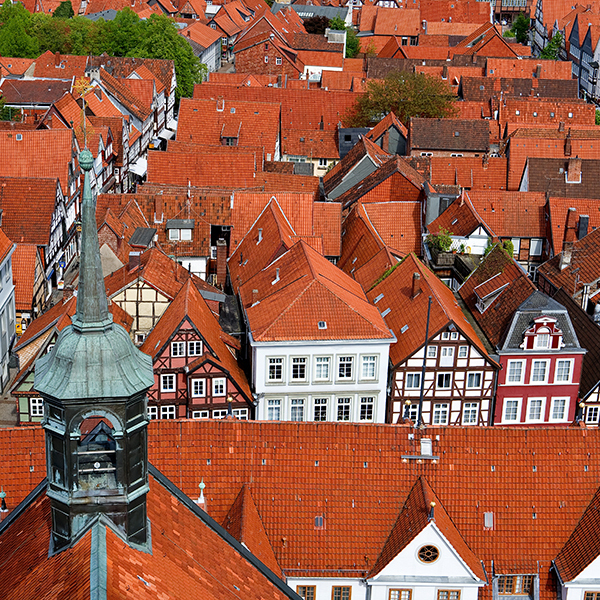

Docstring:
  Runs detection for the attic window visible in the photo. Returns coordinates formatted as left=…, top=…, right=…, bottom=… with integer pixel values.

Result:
left=515, top=110, right=520, bottom=116
left=533, top=112, right=538, bottom=117
left=314, top=515, right=324, bottom=529
left=568, top=112, right=573, bottom=118
left=381, top=308, right=391, bottom=317
left=550, top=112, right=555, bottom=118
left=230, top=107, right=235, bottom=113
left=484, top=512, right=494, bottom=529
left=417, top=545, right=439, bottom=563
left=318, top=321, right=327, bottom=329
left=373, top=293, right=384, bottom=304
left=400, top=324, right=409, bottom=334
left=497, top=575, right=534, bottom=595
left=454, top=131, right=460, bottom=137
left=15, top=134, right=23, bottom=141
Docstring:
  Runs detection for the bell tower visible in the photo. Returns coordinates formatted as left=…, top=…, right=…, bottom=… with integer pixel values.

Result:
left=35, top=149, right=155, bottom=553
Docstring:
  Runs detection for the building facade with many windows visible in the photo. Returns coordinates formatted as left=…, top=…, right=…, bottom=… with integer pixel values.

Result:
left=240, top=241, right=394, bottom=423
left=494, top=292, right=585, bottom=426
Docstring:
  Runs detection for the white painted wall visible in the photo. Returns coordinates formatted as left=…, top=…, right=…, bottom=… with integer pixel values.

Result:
left=252, top=339, right=391, bottom=423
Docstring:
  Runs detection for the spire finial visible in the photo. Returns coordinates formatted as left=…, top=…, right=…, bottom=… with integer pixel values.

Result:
left=196, top=478, right=207, bottom=511
left=71, top=149, right=112, bottom=332
left=0, top=486, right=8, bottom=514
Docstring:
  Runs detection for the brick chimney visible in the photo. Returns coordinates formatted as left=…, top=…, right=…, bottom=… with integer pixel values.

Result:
left=411, top=272, right=421, bottom=299
left=128, top=251, right=141, bottom=271
left=566, top=157, right=582, bottom=183
left=560, top=242, right=573, bottom=270
left=216, top=238, right=227, bottom=289
left=54, top=52, right=61, bottom=67
left=558, top=121, right=565, bottom=132
left=563, top=207, right=578, bottom=249
left=564, top=130, right=572, bottom=156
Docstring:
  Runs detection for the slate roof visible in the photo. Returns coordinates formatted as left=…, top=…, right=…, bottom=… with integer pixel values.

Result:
left=458, top=244, right=537, bottom=348
left=459, top=77, right=579, bottom=103
left=366, top=253, right=492, bottom=366
left=410, top=118, right=490, bottom=153
left=239, top=240, right=393, bottom=342
left=0, top=79, right=71, bottom=105
left=523, top=158, right=600, bottom=199
left=538, top=227, right=600, bottom=300
left=500, top=291, right=582, bottom=352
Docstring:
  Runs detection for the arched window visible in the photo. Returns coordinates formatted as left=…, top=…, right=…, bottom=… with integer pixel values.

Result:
left=76, top=416, right=118, bottom=491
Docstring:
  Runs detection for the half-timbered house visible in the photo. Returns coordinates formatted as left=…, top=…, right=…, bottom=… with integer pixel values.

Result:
left=140, top=279, right=253, bottom=420
left=494, top=291, right=585, bottom=426
left=366, top=254, right=499, bottom=425
left=104, top=248, right=225, bottom=345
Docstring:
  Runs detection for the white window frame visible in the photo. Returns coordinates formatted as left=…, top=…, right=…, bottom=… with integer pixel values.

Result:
left=291, top=398, right=305, bottom=421
left=171, top=341, right=185, bottom=357
left=405, top=372, right=421, bottom=389
left=314, top=356, right=331, bottom=381
left=507, top=360, right=525, bottom=384
left=337, top=356, right=354, bottom=381
left=337, top=396, right=351, bottom=421
left=212, top=409, right=227, bottom=419
left=534, top=332, right=550, bottom=349
left=361, top=355, right=377, bottom=380
left=275, top=56, right=282, bottom=65
left=467, top=372, right=482, bottom=389
left=191, top=378, right=206, bottom=398
left=554, top=359, right=573, bottom=383
left=436, top=372, right=452, bottom=389
left=440, top=346, right=455, bottom=367
left=359, top=396, right=374, bottom=421
left=147, top=405, right=158, bottom=420
left=168, top=228, right=180, bottom=241
left=318, top=158, right=327, bottom=167
left=530, top=238, right=543, bottom=256
left=462, top=402, right=478, bottom=425
left=432, top=403, right=449, bottom=425
left=212, top=377, right=226, bottom=396
left=291, top=356, right=308, bottom=382
left=161, top=373, right=176, bottom=392
left=458, top=346, right=468, bottom=358
left=585, top=405, right=599, bottom=423
left=503, top=398, right=521, bottom=422
left=526, top=397, right=545, bottom=422
left=314, top=397, right=329, bottom=421
left=530, top=360, right=549, bottom=384
left=267, top=399, right=281, bottom=420
left=550, top=397, right=568, bottom=421
left=180, top=228, right=192, bottom=241
left=188, top=340, right=203, bottom=356
left=192, top=410, right=209, bottom=419
left=30, top=397, right=44, bottom=417
left=160, top=405, right=177, bottom=419
left=427, top=346, right=438, bottom=358
left=233, top=408, right=249, bottom=420
left=267, top=357, right=284, bottom=382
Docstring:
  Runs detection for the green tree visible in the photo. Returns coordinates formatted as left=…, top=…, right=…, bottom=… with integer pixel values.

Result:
left=595, top=109, right=600, bottom=125
left=53, top=0, right=74, bottom=18
left=130, top=14, right=202, bottom=99
left=106, top=8, right=142, bottom=56
left=327, top=15, right=359, bottom=58
left=0, top=1, right=39, bottom=57
left=540, top=32, right=563, bottom=59
left=344, top=71, right=457, bottom=126
left=510, top=13, right=529, bottom=44
left=303, top=15, right=329, bottom=35
left=328, top=15, right=346, bottom=30
left=31, top=12, right=70, bottom=53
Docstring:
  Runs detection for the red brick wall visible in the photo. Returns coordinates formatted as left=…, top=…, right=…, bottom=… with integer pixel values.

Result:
left=235, top=43, right=300, bottom=79
left=98, top=224, right=119, bottom=256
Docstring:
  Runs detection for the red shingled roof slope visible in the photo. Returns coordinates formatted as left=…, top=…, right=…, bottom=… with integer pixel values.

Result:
left=12, top=244, right=37, bottom=312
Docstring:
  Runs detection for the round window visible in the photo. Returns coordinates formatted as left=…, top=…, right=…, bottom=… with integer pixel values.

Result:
left=417, top=545, right=439, bottom=563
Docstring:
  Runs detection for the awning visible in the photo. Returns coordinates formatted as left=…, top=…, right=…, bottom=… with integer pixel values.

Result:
left=158, top=129, right=175, bottom=140
left=129, top=157, right=147, bottom=176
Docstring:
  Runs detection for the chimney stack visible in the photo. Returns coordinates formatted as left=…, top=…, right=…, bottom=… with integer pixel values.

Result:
left=560, top=243, right=573, bottom=270
left=564, top=130, right=572, bottom=157
left=128, top=251, right=141, bottom=271
left=558, top=121, right=565, bottom=132
left=216, top=238, right=227, bottom=290
left=54, top=52, right=61, bottom=67
left=411, top=272, right=421, bottom=299
left=566, top=157, right=582, bottom=183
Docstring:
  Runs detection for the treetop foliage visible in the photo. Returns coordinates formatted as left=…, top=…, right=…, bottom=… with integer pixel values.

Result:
left=0, top=2, right=203, bottom=99
left=344, top=71, right=457, bottom=127
left=540, top=32, right=563, bottom=60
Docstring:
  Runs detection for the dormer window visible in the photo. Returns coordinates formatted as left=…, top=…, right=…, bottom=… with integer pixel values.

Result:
left=534, top=331, right=550, bottom=349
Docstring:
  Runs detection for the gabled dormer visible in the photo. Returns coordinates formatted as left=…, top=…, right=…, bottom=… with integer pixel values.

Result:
left=520, top=316, right=564, bottom=351
left=368, top=477, right=486, bottom=597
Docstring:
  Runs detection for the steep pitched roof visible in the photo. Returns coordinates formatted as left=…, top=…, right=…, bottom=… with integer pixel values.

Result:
left=223, top=485, right=282, bottom=578
left=428, top=193, right=487, bottom=239
left=140, top=280, right=251, bottom=399
left=538, top=227, right=600, bottom=300
left=458, top=244, right=537, bottom=348
left=369, top=477, right=486, bottom=580
left=410, top=118, right=490, bottom=153
left=240, top=241, right=393, bottom=342
left=366, top=253, right=492, bottom=366
left=12, top=244, right=37, bottom=312
left=427, top=156, right=508, bottom=190
left=554, top=487, right=600, bottom=582
left=365, top=111, right=408, bottom=148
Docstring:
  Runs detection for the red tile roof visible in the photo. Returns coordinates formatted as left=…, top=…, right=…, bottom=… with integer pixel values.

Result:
left=281, top=128, right=338, bottom=158
left=428, top=193, right=484, bottom=238
left=3, top=421, right=600, bottom=595
left=546, top=197, right=600, bottom=255
left=362, top=201, right=422, bottom=255
left=0, top=178, right=60, bottom=245
left=12, top=244, right=37, bottom=312
left=240, top=240, right=393, bottom=342
left=141, top=279, right=252, bottom=398
left=458, top=244, right=537, bottom=347
left=180, top=20, right=222, bottom=48
left=366, top=253, right=492, bottom=365
left=177, top=97, right=281, bottom=158
left=485, top=58, right=575, bottom=80
left=0, top=131, right=74, bottom=196
left=428, top=156, right=508, bottom=190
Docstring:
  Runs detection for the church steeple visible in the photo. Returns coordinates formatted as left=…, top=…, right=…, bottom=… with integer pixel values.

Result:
left=35, top=149, right=154, bottom=553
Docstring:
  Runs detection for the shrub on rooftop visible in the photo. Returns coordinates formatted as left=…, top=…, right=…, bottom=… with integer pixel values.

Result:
left=426, top=227, right=453, bottom=253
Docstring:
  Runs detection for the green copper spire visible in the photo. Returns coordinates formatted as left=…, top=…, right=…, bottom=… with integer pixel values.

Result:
left=71, top=148, right=112, bottom=332
left=34, top=150, right=154, bottom=400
